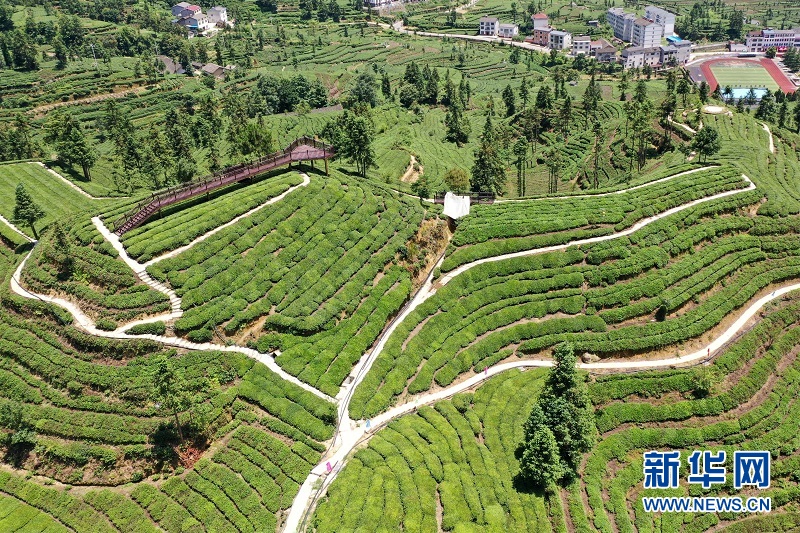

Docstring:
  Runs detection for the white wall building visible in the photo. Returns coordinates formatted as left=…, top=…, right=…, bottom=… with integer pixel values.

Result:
left=621, top=46, right=661, bottom=68
left=479, top=17, right=498, bottom=36
left=549, top=30, right=572, bottom=50
left=207, top=6, right=228, bottom=26
left=745, top=28, right=800, bottom=52
left=572, top=35, right=591, bottom=55
left=607, top=8, right=637, bottom=42
left=531, top=13, right=549, bottom=30
left=632, top=18, right=663, bottom=48
left=644, top=5, right=676, bottom=36
left=498, top=23, right=519, bottom=38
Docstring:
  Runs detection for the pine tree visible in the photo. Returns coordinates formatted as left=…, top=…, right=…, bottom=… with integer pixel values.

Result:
left=13, top=183, right=44, bottom=239
left=471, top=114, right=505, bottom=195
left=502, top=84, right=516, bottom=117
left=519, top=77, right=530, bottom=108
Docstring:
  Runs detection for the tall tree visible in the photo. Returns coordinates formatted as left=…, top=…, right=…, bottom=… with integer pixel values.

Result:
left=691, top=126, right=721, bottom=162
left=676, top=77, right=691, bottom=106
left=349, top=70, right=377, bottom=108
left=513, top=135, right=528, bottom=196
left=517, top=343, right=595, bottom=487
left=13, top=183, right=44, bottom=239
left=502, top=84, right=516, bottom=117
left=471, top=114, right=505, bottom=195
left=381, top=71, right=391, bottom=100
left=44, top=112, right=96, bottom=180
left=323, top=109, right=376, bottom=178
left=519, top=77, right=530, bottom=108
left=559, top=95, right=572, bottom=141
left=444, top=99, right=470, bottom=146
left=443, top=167, right=470, bottom=193
left=151, top=355, right=190, bottom=444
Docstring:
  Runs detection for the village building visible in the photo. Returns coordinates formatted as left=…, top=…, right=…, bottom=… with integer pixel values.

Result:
left=532, top=26, right=552, bottom=47
left=621, top=46, right=662, bottom=68
left=572, top=35, right=592, bottom=55
left=644, top=5, right=676, bottom=36
left=531, top=13, right=549, bottom=30
left=632, top=18, right=662, bottom=48
left=498, top=23, right=519, bottom=39
left=548, top=30, right=572, bottom=51
left=478, top=17, right=499, bottom=36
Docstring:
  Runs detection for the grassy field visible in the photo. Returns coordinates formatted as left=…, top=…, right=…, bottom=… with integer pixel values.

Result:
left=0, top=163, right=112, bottom=237
left=709, top=65, right=780, bottom=91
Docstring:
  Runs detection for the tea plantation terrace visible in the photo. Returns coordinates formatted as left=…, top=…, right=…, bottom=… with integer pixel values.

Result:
left=113, top=137, right=334, bottom=235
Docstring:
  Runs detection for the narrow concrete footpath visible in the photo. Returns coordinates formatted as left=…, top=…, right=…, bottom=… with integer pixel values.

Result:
left=283, top=172, right=761, bottom=532
left=34, top=162, right=121, bottom=200
left=0, top=214, right=35, bottom=242
left=439, top=175, right=756, bottom=286
left=8, top=173, right=332, bottom=402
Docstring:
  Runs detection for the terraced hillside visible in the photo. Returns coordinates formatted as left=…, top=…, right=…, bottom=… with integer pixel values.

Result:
left=145, top=171, right=435, bottom=397
left=349, top=163, right=781, bottom=419
left=0, top=232, right=337, bottom=530
left=313, top=293, right=800, bottom=531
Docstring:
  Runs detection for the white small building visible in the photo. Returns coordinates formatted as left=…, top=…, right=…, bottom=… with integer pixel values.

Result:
left=479, top=17, right=498, bottom=36
left=644, top=5, right=676, bottom=37
left=207, top=6, right=228, bottom=26
left=498, top=23, right=519, bottom=38
left=531, top=13, right=549, bottom=30
left=549, top=30, right=572, bottom=51
left=572, top=35, right=591, bottom=55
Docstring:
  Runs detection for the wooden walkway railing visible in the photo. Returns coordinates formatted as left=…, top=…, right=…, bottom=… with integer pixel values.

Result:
left=113, top=137, right=334, bottom=235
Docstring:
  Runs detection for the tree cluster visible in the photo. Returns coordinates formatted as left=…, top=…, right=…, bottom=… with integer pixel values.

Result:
left=322, top=107, right=376, bottom=178
left=517, top=343, right=596, bottom=488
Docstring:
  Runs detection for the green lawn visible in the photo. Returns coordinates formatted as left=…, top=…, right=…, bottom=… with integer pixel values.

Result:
left=709, top=65, right=780, bottom=91
left=0, top=163, right=111, bottom=237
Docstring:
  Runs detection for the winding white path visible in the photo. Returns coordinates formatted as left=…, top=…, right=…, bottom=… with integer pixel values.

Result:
left=283, top=172, right=763, bottom=532
left=438, top=174, right=755, bottom=287
left=0, top=214, right=34, bottom=242
left=8, top=173, right=332, bottom=402
left=33, top=162, right=121, bottom=200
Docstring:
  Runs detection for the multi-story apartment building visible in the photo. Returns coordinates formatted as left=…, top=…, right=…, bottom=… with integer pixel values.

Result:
left=607, top=7, right=637, bottom=41
left=632, top=18, right=663, bottom=47
left=644, top=5, right=675, bottom=36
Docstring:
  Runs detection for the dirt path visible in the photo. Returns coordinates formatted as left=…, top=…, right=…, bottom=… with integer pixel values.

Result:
left=28, top=86, right=150, bottom=116
left=762, top=122, right=775, bottom=154
left=399, top=155, right=422, bottom=184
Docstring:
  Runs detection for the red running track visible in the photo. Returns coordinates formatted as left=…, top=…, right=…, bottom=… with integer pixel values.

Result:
left=698, top=57, right=796, bottom=93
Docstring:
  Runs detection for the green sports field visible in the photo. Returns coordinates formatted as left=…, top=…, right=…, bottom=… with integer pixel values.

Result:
left=709, top=65, right=780, bottom=91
